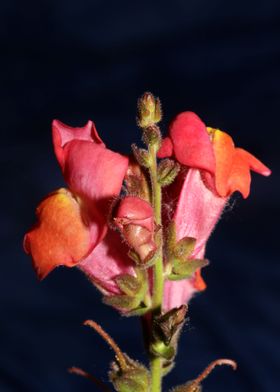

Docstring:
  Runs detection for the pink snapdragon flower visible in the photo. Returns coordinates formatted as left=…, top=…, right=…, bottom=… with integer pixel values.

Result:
left=160, top=112, right=271, bottom=310
left=24, top=120, right=133, bottom=294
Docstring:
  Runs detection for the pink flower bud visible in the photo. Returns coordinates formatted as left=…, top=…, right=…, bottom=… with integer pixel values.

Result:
left=114, top=196, right=157, bottom=264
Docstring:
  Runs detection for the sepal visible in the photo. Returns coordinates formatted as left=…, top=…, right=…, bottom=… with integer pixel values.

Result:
left=157, top=159, right=181, bottom=186
left=132, top=144, right=152, bottom=168
left=169, top=259, right=209, bottom=281
left=103, top=269, right=150, bottom=315
left=109, top=355, right=150, bottom=392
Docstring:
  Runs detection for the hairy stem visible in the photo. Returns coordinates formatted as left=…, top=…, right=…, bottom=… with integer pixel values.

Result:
left=149, top=143, right=164, bottom=392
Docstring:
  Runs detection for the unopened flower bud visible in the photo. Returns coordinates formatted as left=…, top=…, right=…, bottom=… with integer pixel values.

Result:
left=114, top=196, right=157, bottom=265
left=125, top=157, right=151, bottom=201
left=132, top=144, right=152, bottom=168
left=142, top=125, right=162, bottom=150
left=137, top=92, right=162, bottom=128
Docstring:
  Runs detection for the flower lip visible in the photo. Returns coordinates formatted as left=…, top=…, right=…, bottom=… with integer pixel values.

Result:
left=23, top=188, right=92, bottom=280
left=158, top=111, right=271, bottom=199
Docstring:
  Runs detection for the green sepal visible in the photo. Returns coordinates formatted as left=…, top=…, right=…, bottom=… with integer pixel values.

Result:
left=110, top=357, right=150, bottom=392
left=115, top=274, right=142, bottom=296
left=169, top=259, right=209, bottom=280
left=128, top=249, right=141, bottom=264
left=173, top=237, right=196, bottom=259
left=157, top=159, right=180, bottom=187
left=105, top=268, right=150, bottom=314
left=103, top=295, right=140, bottom=310
left=125, top=304, right=150, bottom=317
left=132, top=144, right=152, bottom=168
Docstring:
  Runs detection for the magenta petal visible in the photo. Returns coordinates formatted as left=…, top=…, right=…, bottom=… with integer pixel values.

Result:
left=163, top=169, right=228, bottom=310
left=173, top=168, right=227, bottom=256
left=163, top=279, right=197, bottom=310
left=78, top=229, right=135, bottom=295
left=170, top=112, right=216, bottom=173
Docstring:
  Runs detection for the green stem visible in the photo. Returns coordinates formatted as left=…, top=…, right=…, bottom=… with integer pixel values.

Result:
left=149, top=144, right=164, bottom=392
left=150, top=355, right=162, bottom=392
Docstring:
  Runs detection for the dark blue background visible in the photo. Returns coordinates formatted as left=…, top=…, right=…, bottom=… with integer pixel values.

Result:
left=1, top=1, right=279, bottom=391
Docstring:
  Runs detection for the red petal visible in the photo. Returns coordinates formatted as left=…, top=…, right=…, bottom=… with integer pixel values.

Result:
left=52, top=120, right=128, bottom=233
left=52, top=119, right=103, bottom=169
left=157, top=137, right=173, bottom=158
left=24, top=189, right=92, bottom=280
left=169, top=112, right=215, bottom=173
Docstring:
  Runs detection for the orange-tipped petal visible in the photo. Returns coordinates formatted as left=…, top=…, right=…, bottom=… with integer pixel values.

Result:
left=212, top=130, right=235, bottom=197
left=24, top=189, right=91, bottom=280
left=235, top=148, right=271, bottom=176
left=226, top=150, right=252, bottom=198
left=193, top=269, right=207, bottom=291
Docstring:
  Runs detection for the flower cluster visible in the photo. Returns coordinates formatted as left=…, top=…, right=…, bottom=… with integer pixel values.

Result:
left=24, top=93, right=270, bottom=391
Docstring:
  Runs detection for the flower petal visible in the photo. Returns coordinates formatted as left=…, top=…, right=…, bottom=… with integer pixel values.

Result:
left=52, top=119, right=104, bottom=169
left=52, top=120, right=129, bottom=244
left=235, top=148, right=271, bottom=176
left=24, top=189, right=92, bottom=280
left=169, top=112, right=215, bottom=173
left=173, top=168, right=227, bottom=256
left=157, top=137, right=173, bottom=158
left=115, top=196, right=154, bottom=231
left=163, top=169, right=227, bottom=310
left=212, top=130, right=235, bottom=197
left=78, top=229, right=135, bottom=295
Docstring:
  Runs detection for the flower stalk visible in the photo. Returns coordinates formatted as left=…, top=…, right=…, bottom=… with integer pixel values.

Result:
left=149, top=142, right=164, bottom=392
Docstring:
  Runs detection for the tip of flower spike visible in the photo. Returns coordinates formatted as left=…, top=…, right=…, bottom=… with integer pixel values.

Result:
left=137, top=92, right=162, bottom=128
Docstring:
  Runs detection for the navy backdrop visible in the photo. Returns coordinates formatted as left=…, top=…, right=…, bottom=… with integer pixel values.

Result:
left=1, top=1, right=279, bottom=391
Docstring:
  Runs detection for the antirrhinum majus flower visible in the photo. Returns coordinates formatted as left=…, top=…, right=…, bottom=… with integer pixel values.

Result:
left=159, top=111, right=271, bottom=310
left=24, top=120, right=134, bottom=295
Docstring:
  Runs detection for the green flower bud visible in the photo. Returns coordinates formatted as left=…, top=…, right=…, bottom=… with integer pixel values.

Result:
left=137, top=92, right=162, bottom=128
